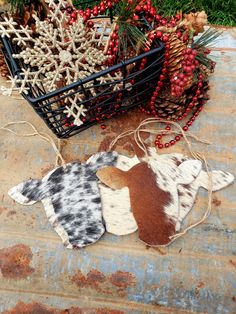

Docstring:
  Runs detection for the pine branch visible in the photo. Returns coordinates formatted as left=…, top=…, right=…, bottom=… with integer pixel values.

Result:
left=191, top=27, right=221, bottom=69
left=192, top=27, right=221, bottom=49
left=113, top=0, right=148, bottom=56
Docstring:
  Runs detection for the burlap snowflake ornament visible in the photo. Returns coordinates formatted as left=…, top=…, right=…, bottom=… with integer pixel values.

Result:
left=0, top=0, right=122, bottom=126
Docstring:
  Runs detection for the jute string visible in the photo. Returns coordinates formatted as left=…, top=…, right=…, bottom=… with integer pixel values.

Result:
left=0, top=121, right=66, bottom=167
left=108, top=117, right=213, bottom=246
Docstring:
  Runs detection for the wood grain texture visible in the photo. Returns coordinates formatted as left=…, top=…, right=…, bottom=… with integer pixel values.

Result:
left=0, top=28, right=235, bottom=314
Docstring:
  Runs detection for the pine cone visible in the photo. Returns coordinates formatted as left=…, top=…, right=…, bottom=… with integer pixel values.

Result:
left=168, top=33, right=186, bottom=76
left=154, top=84, right=187, bottom=119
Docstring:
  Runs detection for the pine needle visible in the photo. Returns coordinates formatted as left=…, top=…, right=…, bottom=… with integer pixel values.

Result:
left=192, top=27, right=222, bottom=49
left=192, top=28, right=221, bottom=69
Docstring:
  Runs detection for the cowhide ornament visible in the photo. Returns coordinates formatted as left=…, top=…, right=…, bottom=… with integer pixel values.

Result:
left=97, top=158, right=202, bottom=246
left=8, top=152, right=118, bottom=248
left=97, top=149, right=234, bottom=240
left=147, top=149, right=235, bottom=225
left=87, top=154, right=140, bottom=236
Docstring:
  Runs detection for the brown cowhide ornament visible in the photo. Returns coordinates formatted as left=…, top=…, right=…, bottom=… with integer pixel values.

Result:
left=97, top=159, right=202, bottom=246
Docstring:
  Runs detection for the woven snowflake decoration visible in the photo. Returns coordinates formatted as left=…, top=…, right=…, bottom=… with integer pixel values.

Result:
left=0, top=0, right=122, bottom=126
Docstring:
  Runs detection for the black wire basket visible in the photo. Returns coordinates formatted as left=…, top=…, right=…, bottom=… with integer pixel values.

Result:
left=0, top=3, right=165, bottom=138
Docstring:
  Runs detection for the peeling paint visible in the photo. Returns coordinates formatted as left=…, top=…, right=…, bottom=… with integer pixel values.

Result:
left=98, top=135, right=114, bottom=152
left=229, top=259, right=236, bottom=268
left=71, top=269, right=136, bottom=297
left=87, top=269, right=107, bottom=287
left=212, top=197, right=222, bottom=207
left=98, top=110, right=149, bottom=156
left=0, top=244, right=34, bottom=279
left=109, top=271, right=136, bottom=289
left=195, top=282, right=205, bottom=297
left=2, top=302, right=125, bottom=314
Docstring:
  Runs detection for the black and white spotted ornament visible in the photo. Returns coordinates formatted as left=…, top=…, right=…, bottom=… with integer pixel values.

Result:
left=9, top=152, right=118, bottom=248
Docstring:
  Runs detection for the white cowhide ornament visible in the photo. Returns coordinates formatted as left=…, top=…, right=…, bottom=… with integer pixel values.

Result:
left=87, top=154, right=139, bottom=236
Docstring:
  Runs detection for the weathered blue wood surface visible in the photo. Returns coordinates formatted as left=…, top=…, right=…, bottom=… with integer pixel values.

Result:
left=0, top=28, right=235, bottom=314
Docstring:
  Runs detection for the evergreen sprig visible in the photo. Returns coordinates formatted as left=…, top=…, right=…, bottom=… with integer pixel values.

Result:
left=192, top=27, right=221, bottom=49
left=192, top=27, right=221, bottom=69
left=113, top=0, right=148, bottom=56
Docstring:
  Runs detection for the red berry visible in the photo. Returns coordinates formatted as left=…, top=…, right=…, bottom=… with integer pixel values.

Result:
left=162, top=34, right=169, bottom=42
left=148, top=33, right=155, bottom=40
left=162, top=68, right=167, bottom=74
left=111, top=33, right=118, bottom=40
left=156, top=30, right=162, bottom=38
left=160, top=74, right=165, bottom=81
left=100, top=5, right=105, bottom=13
left=183, top=126, right=188, bottom=131
left=93, top=8, right=98, bottom=16
left=71, top=11, right=77, bottom=19
left=87, top=21, right=94, bottom=27
left=177, top=31, right=182, bottom=39
left=175, top=14, right=181, bottom=21
left=161, top=19, right=167, bottom=26
left=165, top=43, right=170, bottom=50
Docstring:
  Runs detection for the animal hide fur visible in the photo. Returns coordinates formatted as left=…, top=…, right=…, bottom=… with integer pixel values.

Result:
left=8, top=152, right=118, bottom=248
left=8, top=148, right=234, bottom=248
left=97, top=149, right=234, bottom=238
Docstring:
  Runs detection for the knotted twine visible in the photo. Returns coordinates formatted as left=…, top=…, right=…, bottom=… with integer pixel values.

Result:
left=0, top=121, right=66, bottom=167
left=108, top=117, right=213, bottom=246
left=0, top=118, right=213, bottom=246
